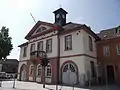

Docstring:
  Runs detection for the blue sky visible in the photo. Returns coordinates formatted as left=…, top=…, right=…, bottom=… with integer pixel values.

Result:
left=0, top=0, right=120, bottom=59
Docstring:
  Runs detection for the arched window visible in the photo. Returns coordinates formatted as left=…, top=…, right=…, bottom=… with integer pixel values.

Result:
left=63, top=63, right=68, bottom=72
left=46, top=63, right=52, bottom=77
left=62, top=63, right=76, bottom=73
left=29, top=64, right=34, bottom=75
left=37, top=64, right=42, bottom=76
left=70, top=63, right=76, bottom=72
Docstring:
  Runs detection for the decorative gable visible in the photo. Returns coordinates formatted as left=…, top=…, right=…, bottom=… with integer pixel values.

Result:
left=25, top=21, right=59, bottom=40
left=32, top=25, right=52, bottom=35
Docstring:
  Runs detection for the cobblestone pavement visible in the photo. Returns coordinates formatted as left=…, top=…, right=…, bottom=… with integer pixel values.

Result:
left=91, top=85, right=120, bottom=90
left=0, top=81, right=89, bottom=90
left=0, top=81, right=120, bottom=90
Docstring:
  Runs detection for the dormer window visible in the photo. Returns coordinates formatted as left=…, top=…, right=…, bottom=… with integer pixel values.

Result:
left=115, top=28, right=120, bottom=34
left=103, top=35, right=107, bottom=38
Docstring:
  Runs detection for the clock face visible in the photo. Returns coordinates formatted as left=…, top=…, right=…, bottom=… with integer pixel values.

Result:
left=56, top=14, right=60, bottom=18
left=62, top=15, right=65, bottom=18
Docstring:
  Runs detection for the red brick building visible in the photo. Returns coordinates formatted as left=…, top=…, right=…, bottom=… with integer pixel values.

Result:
left=97, top=26, right=120, bottom=84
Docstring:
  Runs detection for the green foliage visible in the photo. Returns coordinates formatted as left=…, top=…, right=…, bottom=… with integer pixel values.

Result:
left=0, top=26, right=13, bottom=62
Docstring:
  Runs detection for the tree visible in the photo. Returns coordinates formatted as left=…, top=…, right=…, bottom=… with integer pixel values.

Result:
left=0, top=26, right=13, bottom=63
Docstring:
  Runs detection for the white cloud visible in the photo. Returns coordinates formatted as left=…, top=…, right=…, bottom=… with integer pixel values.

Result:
left=72, top=17, right=85, bottom=24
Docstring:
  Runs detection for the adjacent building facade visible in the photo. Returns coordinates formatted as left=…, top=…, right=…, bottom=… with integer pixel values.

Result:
left=18, top=8, right=100, bottom=86
left=2, top=59, right=18, bottom=74
left=97, top=26, right=120, bottom=84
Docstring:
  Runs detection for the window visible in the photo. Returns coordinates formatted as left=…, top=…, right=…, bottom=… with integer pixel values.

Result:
left=29, top=64, right=34, bottom=75
left=65, top=35, right=72, bottom=50
left=116, top=44, right=120, bottom=55
left=37, top=64, right=42, bottom=76
left=30, top=43, right=35, bottom=52
left=37, top=41, right=43, bottom=51
left=45, top=64, right=51, bottom=77
left=23, top=47, right=27, bottom=57
left=46, top=39, right=52, bottom=53
left=89, top=36, right=93, bottom=51
left=90, top=61, right=96, bottom=77
left=103, top=46, right=110, bottom=56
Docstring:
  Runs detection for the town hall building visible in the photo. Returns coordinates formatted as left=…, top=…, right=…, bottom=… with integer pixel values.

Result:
left=18, top=8, right=100, bottom=86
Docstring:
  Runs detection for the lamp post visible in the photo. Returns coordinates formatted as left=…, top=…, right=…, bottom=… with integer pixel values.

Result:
left=36, top=51, right=49, bottom=88
left=13, top=74, right=16, bottom=88
left=12, top=67, right=17, bottom=89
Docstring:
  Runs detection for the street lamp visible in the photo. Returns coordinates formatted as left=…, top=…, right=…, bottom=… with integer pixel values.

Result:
left=13, top=74, right=16, bottom=88
left=37, top=51, right=49, bottom=88
left=30, top=50, right=49, bottom=88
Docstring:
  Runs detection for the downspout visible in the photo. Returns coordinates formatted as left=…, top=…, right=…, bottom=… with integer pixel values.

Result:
left=57, top=31, right=60, bottom=84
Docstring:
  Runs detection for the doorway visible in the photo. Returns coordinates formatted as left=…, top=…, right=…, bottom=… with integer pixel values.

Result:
left=62, top=63, right=77, bottom=85
left=20, top=64, right=26, bottom=81
left=106, top=65, right=115, bottom=83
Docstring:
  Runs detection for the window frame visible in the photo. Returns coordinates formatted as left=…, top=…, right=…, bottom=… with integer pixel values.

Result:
left=65, top=35, right=72, bottom=51
left=29, top=64, right=34, bottom=75
left=37, top=41, right=43, bottom=51
left=89, top=36, right=93, bottom=51
left=116, top=28, right=120, bottom=34
left=45, top=63, right=52, bottom=77
left=23, top=46, right=27, bottom=57
left=103, top=46, right=110, bottom=56
left=30, top=43, right=35, bottom=52
left=116, top=44, right=120, bottom=55
left=46, top=38, right=52, bottom=53
left=36, top=64, right=42, bottom=76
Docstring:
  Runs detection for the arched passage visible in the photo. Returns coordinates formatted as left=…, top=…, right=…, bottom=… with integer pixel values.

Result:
left=20, top=64, right=26, bottom=81
left=61, top=61, right=78, bottom=85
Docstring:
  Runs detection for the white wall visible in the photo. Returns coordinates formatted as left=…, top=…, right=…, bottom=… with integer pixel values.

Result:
left=19, top=46, right=29, bottom=61
left=60, top=56, right=86, bottom=85
left=60, top=29, right=97, bottom=58
left=81, top=29, right=97, bottom=57
left=60, top=55, right=98, bottom=86
left=60, top=29, right=84, bottom=57
left=84, top=57, right=97, bottom=81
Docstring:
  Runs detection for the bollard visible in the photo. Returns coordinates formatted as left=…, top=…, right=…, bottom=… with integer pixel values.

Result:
left=73, top=82, right=76, bottom=90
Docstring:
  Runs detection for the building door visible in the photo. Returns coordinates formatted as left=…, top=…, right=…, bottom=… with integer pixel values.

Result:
left=20, top=64, right=26, bottom=81
left=62, top=63, right=77, bottom=85
left=106, top=65, right=115, bottom=83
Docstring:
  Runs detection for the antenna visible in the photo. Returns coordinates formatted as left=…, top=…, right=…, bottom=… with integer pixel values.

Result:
left=30, top=13, right=36, bottom=23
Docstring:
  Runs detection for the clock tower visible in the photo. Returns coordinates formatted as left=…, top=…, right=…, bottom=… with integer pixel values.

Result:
left=53, top=8, right=68, bottom=26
